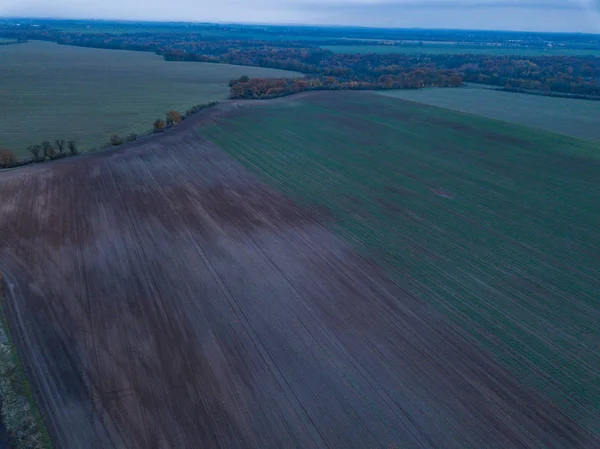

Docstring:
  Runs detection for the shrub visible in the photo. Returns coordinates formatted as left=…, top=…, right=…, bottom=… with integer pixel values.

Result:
left=153, top=119, right=166, bottom=132
left=126, top=133, right=138, bottom=142
left=184, top=101, right=220, bottom=117
left=110, top=134, right=124, bottom=146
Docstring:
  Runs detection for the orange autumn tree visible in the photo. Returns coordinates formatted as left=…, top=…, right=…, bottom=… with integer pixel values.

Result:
left=0, top=148, right=16, bottom=167
left=153, top=118, right=166, bottom=132
left=165, top=110, right=182, bottom=126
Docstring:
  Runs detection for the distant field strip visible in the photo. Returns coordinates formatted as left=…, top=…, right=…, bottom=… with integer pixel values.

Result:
left=0, top=41, right=300, bottom=156
left=378, top=85, right=600, bottom=141
left=322, top=44, right=600, bottom=57
left=202, top=91, right=600, bottom=431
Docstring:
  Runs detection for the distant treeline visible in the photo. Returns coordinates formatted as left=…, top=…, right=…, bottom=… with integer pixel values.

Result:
left=0, top=38, right=27, bottom=46
left=5, top=20, right=600, bottom=48
left=228, top=74, right=461, bottom=99
left=62, top=33, right=600, bottom=98
left=3, top=28, right=600, bottom=98
left=168, top=48, right=600, bottom=98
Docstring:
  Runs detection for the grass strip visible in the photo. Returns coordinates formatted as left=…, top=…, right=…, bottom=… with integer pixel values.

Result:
left=0, top=278, right=53, bottom=449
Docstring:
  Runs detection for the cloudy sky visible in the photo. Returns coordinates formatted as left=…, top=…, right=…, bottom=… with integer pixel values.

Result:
left=1, top=0, right=599, bottom=32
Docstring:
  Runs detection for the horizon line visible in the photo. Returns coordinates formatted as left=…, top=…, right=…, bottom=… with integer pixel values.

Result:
left=1, top=16, right=599, bottom=36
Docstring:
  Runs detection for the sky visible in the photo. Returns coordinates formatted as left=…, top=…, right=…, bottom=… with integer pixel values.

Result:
left=1, top=0, right=600, bottom=33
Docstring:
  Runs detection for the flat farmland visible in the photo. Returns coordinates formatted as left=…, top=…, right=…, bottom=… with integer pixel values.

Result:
left=0, top=41, right=300, bottom=157
left=0, top=104, right=596, bottom=448
left=202, top=91, right=600, bottom=433
left=378, top=85, right=600, bottom=141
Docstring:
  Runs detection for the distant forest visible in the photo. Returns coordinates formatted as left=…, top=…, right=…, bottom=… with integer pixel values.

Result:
left=1, top=22, right=599, bottom=100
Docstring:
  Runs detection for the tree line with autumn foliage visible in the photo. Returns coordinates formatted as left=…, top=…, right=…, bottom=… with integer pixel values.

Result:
left=4, top=27, right=598, bottom=98
left=228, top=72, right=463, bottom=99
left=44, top=31, right=600, bottom=97
left=173, top=48, right=600, bottom=98
left=121, top=43, right=600, bottom=98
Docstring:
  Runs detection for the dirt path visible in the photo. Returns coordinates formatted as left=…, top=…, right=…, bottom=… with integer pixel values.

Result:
left=0, top=99, right=597, bottom=448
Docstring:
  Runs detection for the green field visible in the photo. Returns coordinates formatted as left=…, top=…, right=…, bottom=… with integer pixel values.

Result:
left=202, top=91, right=600, bottom=429
left=50, top=22, right=326, bottom=41
left=0, top=41, right=300, bottom=156
left=378, top=85, right=600, bottom=141
left=322, top=44, right=600, bottom=57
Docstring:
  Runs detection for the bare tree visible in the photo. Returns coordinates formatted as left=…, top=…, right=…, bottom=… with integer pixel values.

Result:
left=42, top=141, right=55, bottom=159
left=68, top=141, right=78, bottom=155
left=55, top=139, right=66, bottom=153
left=28, top=144, right=41, bottom=161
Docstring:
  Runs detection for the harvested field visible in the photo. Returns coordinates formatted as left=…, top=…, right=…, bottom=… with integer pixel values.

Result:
left=0, top=102, right=596, bottom=448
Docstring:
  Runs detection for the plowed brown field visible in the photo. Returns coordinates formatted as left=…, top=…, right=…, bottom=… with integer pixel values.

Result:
left=0, top=103, right=596, bottom=448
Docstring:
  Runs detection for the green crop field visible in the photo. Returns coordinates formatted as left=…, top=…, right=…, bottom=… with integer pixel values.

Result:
left=378, top=85, right=600, bottom=141
left=322, top=44, right=600, bottom=57
left=0, top=41, right=300, bottom=157
left=202, top=91, right=600, bottom=430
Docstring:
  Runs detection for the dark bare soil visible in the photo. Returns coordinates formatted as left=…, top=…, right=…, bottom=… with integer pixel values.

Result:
left=0, top=103, right=597, bottom=448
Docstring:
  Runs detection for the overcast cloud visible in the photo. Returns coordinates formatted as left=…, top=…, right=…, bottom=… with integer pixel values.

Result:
left=1, top=0, right=599, bottom=32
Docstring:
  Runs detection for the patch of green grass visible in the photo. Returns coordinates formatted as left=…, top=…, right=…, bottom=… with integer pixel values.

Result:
left=201, top=91, right=600, bottom=431
left=322, top=44, right=600, bottom=57
left=0, top=285, right=53, bottom=449
left=0, top=41, right=300, bottom=158
left=377, top=85, right=600, bottom=142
